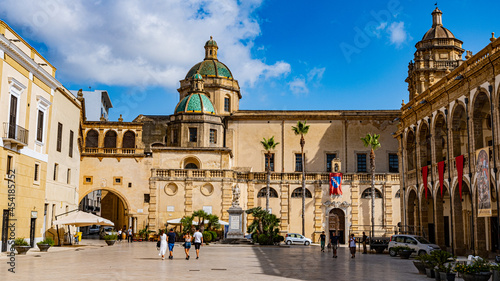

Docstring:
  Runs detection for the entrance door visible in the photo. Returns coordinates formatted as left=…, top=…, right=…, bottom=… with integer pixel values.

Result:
left=444, top=216, right=450, bottom=247
left=428, top=223, right=435, bottom=244
left=8, top=95, right=17, bottom=138
left=329, top=208, right=345, bottom=244
left=2, top=210, right=10, bottom=252
left=30, top=218, right=36, bottom=248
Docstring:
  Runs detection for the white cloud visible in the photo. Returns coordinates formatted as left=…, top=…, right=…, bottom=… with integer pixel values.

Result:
left=0, top=0, right=290, bottom=90
left=387, top=21, right=409, bottom=48
left=288, top=77, right=308, bottom=95
left=307, top=67, right=325, bottom=83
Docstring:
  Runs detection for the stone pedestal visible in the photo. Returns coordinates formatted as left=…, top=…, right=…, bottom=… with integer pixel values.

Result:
left=226, top=206, right=245, bottom=239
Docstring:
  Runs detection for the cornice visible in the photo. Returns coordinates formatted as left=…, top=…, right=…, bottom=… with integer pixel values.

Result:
left=0, top=34, right=61, bottom=91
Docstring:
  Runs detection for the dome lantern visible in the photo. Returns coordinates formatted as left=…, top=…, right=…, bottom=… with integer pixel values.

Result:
left=204, top=36, right=218, bottom=60
left=191, top=71, right=204, bottom=92
left=431, top=7, right=443, bottom=27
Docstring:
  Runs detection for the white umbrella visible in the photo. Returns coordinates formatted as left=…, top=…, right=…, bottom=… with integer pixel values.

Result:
left=166, top=218, right=228, bottom=226
left=53, top=211, right=114, bottom=227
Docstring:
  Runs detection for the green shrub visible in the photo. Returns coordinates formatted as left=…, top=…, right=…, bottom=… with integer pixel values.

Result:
left=37, top=238, right=55, bottom=246
left=208, top=231, right=217, bottom=241
left=273, top=235, right=284, bottom=243
left=251, top=233, right=258, bottom=241
left=203, top=231, right=212, bottom=243
left=104, top=234, right=118, bottom=241
left=14, top=238, right=28, bottom=246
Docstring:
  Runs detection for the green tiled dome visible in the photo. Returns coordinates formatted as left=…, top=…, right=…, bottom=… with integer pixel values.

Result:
left=192, top=73, right=203, bottom=80
left=205, top=38, right=218, bottom=47
left=175, top=93, right=216, bottom=114
left=185, top=60, right=233, bottom=79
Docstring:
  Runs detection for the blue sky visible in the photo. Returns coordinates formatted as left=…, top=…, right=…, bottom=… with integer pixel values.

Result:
left=1, top=0, right=499, bottom=121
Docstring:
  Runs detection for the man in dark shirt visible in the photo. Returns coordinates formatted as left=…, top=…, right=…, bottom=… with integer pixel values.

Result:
left=320, top=231, right=326, bottom=252
left=362, top=232, right=368, bottom=254
left=330, top=231, right=340, bottom=258
left=167, top=228, right=176, bottom=259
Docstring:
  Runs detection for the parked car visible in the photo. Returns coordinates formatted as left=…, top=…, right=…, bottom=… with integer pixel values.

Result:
left=285, top=233, right=312, bottom=246
left=88, top=225, right=100, bottom=235
left=99, top=226, right=117, bottom=239
left=388, top=234, right=441, bottom=256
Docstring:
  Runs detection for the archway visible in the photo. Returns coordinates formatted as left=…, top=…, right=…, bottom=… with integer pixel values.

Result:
left=407, top=188, right=419, bottom=232
left=434, top=185, right=451, bottom=249
left=419, top=122, right=431, bottom=167
left=452, top=180, right=472, bottom=255
left=328, top=208, right=345, bottom=244
left=434, top=114, right=447, bottom=163
left=79, top=189, right=129, bottom=237
left=406, top=131, right=416, bottom=171
left=420, top=185, right=435, bottom=243
left=472, top=92, right=492, bottom=150
left=452, top=104, right=467, bottom=157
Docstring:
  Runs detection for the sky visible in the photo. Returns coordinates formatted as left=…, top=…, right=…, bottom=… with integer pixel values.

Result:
left=1, top=0, right=499, bottom=121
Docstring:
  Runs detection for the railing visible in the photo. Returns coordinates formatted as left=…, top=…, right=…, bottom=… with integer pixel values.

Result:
left=3, top=122, right=28, bottom=145
left=82, top=147, right=143, bottom=155
left=154, top=169, right=400, bottom=183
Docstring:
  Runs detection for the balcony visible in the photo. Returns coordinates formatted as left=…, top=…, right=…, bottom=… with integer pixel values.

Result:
left=2, top=122, right=28, bottom=149
left=82, top=147, right=144, bottom=156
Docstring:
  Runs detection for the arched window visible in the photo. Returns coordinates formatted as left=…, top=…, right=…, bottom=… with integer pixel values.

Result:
left=85, top=130, right=98, bottom=148
left=291, top=188, right=312, bottom=198
left=257, top=188, right=278, bottom=198
left=395, top=189, right=401, bottom=198
left=361, top=188, right=383, bottom=199
left=122, top=131, right=135, bottom=148
left=104, top=130, right=117, bottom=148
left=185, top=163, right=198, bottom=169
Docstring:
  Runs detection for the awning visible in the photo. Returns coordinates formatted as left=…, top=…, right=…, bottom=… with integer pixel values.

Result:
left=166, top=218, right=229, bottom=226
left=53, top=211, right=114, bottom=227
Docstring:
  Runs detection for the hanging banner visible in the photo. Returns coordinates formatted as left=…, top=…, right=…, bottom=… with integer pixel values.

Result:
left=422, top=166, right=428, bottom=200
left=476, top=148, right=492, bottom=217
left=329, top=173, right=343, bottom=195
left=456, top=155, right=464, bottom=201
left=438, top=161, right=445, bottom=198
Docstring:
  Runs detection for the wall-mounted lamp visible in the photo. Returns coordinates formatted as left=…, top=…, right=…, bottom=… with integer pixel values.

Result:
left=38, top=63, right=48, bottom=66
left=455, top=75, right=464, bottom=80
left=9, top=39, right=20, bottom=42
left=419, top=99, right=427, bottom=105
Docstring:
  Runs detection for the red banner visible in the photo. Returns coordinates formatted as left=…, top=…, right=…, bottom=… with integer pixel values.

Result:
left=329, top=173, right=343, bottom=195
left=456, top=155, right=464, bottom=200
left=438, top=161, right=445, bottom=198
left=422, top=166, right=428, bottom=200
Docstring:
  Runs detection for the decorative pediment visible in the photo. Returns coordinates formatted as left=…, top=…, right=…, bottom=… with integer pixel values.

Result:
left=323, top=200, right=350, bottom=209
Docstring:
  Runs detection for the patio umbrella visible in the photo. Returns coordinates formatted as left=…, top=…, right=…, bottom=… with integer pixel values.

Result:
left=53, top=210, right=114, bottom=227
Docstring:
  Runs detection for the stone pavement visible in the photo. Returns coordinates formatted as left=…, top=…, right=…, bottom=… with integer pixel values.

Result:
left=0, top=241, right=461, bottom=281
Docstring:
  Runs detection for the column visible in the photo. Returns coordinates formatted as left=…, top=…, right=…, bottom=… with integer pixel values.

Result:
left=148, top=178, right=157, bottom=231
left=184, top=181, right=193, bottom=216
left=313, top=182, right=323, bottom=242
left=350, top=175, right=360, bottom=234
left=221, top=180, right=232, bottom=221
left=246, top=181, right=255, bottom=229
left=279, top=184, right=289, bottom=234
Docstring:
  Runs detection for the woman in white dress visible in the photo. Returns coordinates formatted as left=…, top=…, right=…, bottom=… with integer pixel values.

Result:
left=158, top=230, right=167, bottom=260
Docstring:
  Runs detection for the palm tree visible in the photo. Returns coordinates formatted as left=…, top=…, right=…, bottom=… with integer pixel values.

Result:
left=361, top=133, right=381, bottom=238
left=206, top=214, right=221, bottom=231
left=192, top=210, right=208, bottom=232
left=261, top=136, right=280, bottom=213
left=292, top=120, right=310, bottom=236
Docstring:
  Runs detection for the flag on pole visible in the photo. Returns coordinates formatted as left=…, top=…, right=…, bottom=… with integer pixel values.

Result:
left=456, top=155, right=464, bottom=200
left=438, top=161, right=445, bottom=198
left=422, top=166, right=428, bottom=200
left=329, top=173, right=343, bottom=195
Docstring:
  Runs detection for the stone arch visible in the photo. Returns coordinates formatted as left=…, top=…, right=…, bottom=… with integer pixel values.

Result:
left=85, top=129, right=99, bottom=148
left=472, top=90, right=492, bottom=151
left=406, top=187, right=419, bottom=231
left=418, top=121, right=431, bottom=167
left=419, top=181, right=435, bottom=243
left=451, top=102, right=468, bottom=158
left=122, top=130, right=136, bottom=148
left=291, top=187, right=312, bottom=198
left=433, top=182, right=451, bottom=248
left=328, top=208, right=346, bottom=244
left=433, top=113, right=448, bottom=163
left=452, top=179, right=473, bottom=255
left=181, top=156, right=201, bottom=169
left=257, top=187, right=279, bottom=198
left=104, top=130, right=117, bottom=148
left=406, top=130, right=416, bottom=171
left=79, top=187, right=131, bottom=211
left=360, top=187, right=383, bottom=198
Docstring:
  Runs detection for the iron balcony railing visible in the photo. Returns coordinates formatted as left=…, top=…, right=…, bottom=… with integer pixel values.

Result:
left=3, top=122, right=28, bottom=145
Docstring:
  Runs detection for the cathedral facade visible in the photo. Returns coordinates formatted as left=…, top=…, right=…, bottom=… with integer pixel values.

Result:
left=80, top=37, right=401, bottom=243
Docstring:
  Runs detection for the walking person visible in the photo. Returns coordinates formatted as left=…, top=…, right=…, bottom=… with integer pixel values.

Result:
left=158, top=230, right=167, bottom=260
left=193, top=227, right=203, bottom=259
left=349, top=233, right=356, bottom=258
left=362, top=232, right=368, bottom=254
left=128, top=227, right=133, bottom=243
left=320, top=231, right=326, bottom=252
left=118, top=229, right=122, bottom=242
left=183, top=232, right=193, bottom=260
left=167, top=228, right=176, bottom=259
left=330, top=231, right=340, bottom=258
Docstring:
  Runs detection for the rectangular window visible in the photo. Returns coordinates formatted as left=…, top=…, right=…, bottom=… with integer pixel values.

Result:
left=172, top=129, right=178, bottom=144
left=389, top=153, right=399, bottom=173
left=53, top=163, right=59, bottom=181
left=128, top=182, right=132, bottom=188
left=67, top=169, right=71, bottom=184
left=295, top=153, right=303, bottom=172
left=224, top=97, right=230, bottom=112
left=209, top=129, right=217, bottom=144
left=84, top=176, right=93, bottom=184
left=357, top=154, right=367, bottom=173
left=189, top=128, right=197, bottom=142
left=114, top=177, right=122, bottom=184
left=57, top=123, right=63, bottom=152
left=34, top=164, right=39, bottom=182
left=264, top=153, right=275, bottom=172
left=6, top=155, right=13, bottom=175
left=69, top=130, right=74, bottom=158
left=144, top=194, right=150, bottom=203
left=326, top=153, right=337, bottom=172
left=36, top=109, right=44, bottom=142
left=8, top=95, right=17, bottom=139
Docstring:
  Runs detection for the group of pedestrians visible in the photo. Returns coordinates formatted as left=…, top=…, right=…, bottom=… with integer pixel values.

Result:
left=158, top=227, right=204, bottom=260
left=319, top=231, right=369, bottom=259
left=116, top=226, right=134, bottom=243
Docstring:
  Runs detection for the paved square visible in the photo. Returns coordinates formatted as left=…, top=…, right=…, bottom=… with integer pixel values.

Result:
left=2, top=241, right=438, bottom=280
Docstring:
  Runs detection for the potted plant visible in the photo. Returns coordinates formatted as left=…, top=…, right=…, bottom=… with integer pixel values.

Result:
left=414, top=254, right=432, bottom=274
left=13, top=238, right=30, bottom=255
left=455, top=258, right=491, bottom=281
left=398, top=246, right=414, bottom=259
left=104, top=234, right=118, bottom=246
left=491, top=263, right=500, bottom=281
left=431, top=250, right=455, bottom=281
left=438, top=263, right=456, bottom=281
left=36, top=238, right=54, bottom=252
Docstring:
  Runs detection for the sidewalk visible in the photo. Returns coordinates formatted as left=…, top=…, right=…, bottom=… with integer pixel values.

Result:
left=0, top=239, right=110, bottom=259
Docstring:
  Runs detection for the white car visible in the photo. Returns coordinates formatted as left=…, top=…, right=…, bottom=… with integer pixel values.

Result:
left=388, top=234, right=441, bottom=256
left=285, top=233, right=312, bottom=246
left=88, top=225, right=100, bottom=235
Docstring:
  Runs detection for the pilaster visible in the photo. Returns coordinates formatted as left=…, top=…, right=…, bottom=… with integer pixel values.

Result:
left=148, top=178, right=157, bottom=231
left=184, top=180, right=193, bottom=216
left=280, top=184, right=289, bottom=233
left=313, top=182, right=323, bottom=242
left=221, top=180, right=233, bottom=221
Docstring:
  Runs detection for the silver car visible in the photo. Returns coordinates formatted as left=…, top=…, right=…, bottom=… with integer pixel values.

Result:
left=285, top=233, right=312, bottom=246
left=388, top=234, right=441, bottom=256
